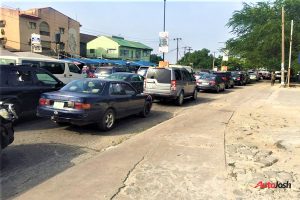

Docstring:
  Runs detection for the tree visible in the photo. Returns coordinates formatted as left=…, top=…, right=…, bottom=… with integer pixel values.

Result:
left=150, top=54, right=163, bottom=64
left=178, top=48, right=216, bottom=69
left=226, top=0, right=300, bottom=72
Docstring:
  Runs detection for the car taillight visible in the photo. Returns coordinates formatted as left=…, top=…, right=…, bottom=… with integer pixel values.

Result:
left=74, top=102, right=91, bottom=110
left=209, top=81, right=216, bottom=85
left=222, top=77, right=227, bottom=81
left=171, top=80, right=176, bottom=91
left=237, top=77, right=241, bottom=80
left=39, top=98, right=50, bottom=106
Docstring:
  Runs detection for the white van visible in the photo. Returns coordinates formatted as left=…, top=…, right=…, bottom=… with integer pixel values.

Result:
left=0, top=52, right=82, bottom=84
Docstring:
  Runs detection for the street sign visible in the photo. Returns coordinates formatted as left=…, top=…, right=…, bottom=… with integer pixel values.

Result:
left=32, top=44, right=42, bottom=53
left=222, top=50, right=229, bottom=61
left=31, top=33, right=41, bottom=44
left=159, top=31, right=169, bottom=53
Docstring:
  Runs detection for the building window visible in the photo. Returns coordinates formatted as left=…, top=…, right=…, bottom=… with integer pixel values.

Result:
left=41, top=40, right=51, bottom=50
left=143, top=50, right=150, bottom=57
left=120, top=49, right=129, bottom=57
left=39, top=21, right=50, bottom=36
left=59, top=27, right=65, bottom=34
left=0, top=20, right=6, bottom=27
left=135, top=50, right=141, bottom=59
left=107, top=49, right=116, bottom=54
left=29, top=22, right=36, bottom=29
left=90, top=49, right=95, bottom=53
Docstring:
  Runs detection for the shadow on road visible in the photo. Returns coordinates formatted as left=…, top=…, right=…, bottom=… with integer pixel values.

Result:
left=0, top=143, right=86, bottom=200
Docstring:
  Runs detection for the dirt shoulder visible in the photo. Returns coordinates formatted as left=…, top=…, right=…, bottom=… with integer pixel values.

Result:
left=225, top=86, right=300, bottom=199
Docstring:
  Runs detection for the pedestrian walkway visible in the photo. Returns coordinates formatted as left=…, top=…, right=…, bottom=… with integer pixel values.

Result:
left=15, top=104, right=233, bottom=200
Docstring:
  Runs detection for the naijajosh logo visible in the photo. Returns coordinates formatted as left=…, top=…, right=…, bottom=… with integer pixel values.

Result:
left=254, top=181, right=291, bottom=189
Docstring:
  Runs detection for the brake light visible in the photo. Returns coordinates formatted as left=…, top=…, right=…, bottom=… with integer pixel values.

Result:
left=74, top=102, right=91, bottom=110
left=39, top=98, right=50, bottom=106
left=222, top=77, right=227, bottom=81
left=237, top=77, right=241, bottom=80
left=209, top=81, right=216, bottom=85
left=171, top=80, right=176, bottom=91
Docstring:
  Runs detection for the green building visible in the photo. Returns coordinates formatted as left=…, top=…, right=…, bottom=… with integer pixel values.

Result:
left=86, top=36, right=153, bottom=61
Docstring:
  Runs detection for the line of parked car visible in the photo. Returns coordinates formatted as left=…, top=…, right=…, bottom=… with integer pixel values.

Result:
left=0, top=62, right=261, bottom=149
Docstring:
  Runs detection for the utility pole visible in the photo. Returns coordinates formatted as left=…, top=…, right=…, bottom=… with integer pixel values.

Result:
left=163, top=0, right=166, bottom=61
left=173, top=37, right=182, bottom=63
left=281, top=7, right=285, bottom=86
left=288, top=20, right=294, bottom=87
left=186, top=47, right=193, bottom=53
left=212, top=51, right=216, bottom=70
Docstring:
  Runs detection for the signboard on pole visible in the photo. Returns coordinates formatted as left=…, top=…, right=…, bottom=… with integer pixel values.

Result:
left=31, top=33, right=41, bottom=44
left=222, top=50, right=229, bottom=61
left=32, top=44, right=42, bottom=53
left=159, top=31, right=169, bottom=53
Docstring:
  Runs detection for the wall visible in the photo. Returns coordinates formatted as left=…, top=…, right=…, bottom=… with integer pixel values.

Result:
left=0, top=8, right=21, bottom=51
left=87, top=36, right=119, bottom=59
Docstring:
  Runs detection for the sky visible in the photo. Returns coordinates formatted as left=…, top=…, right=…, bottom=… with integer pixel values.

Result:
left=2, top=0, right=258, bottom=63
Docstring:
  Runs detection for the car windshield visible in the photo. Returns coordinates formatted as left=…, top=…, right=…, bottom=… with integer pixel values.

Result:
left=199, top=73, right=211, bottom=79
left=106, top=73, right=129, bottom=81
left=61, top=79, right=105, bottom=94
left=96, top=68, right=112, bottom=74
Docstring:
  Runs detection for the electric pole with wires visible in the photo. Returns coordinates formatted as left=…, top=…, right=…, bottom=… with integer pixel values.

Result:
left=174, top=38, right=182, bottom=63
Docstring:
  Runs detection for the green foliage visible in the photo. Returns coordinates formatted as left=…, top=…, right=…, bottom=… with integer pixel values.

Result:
left=150, top=54, right=163, bottom=64
left=178, top=48, right=221, bottom=69
left=226, top=0, right=300, bottom=71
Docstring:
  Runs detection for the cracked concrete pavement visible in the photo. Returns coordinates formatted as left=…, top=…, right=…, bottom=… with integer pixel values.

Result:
left=12, top=82, right=300, bottom=199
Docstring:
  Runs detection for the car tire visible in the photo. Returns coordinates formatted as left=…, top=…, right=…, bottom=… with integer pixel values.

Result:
left=216, top=86, right=220, bottom=93
left=54, top=121, right=68, bottom=126
left=191, top=89, right=197, bottom=100
left=98, top=109, right=115, bottom=131
left=140, top=101, right=152, bottom=118
left=176, top=91, right=184, bottom=106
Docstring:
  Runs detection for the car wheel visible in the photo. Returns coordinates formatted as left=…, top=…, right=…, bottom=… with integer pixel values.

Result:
left=191, top=89, right=197, bottom=100
left=54, top=121, right=68, bottom=126
left=216, top=86, right=220, bottom=93
left=140, top=101, right=152, bottom=118
left=176, top=91, right=184, bottom=106
left=98, top=109, right=115, bottom=131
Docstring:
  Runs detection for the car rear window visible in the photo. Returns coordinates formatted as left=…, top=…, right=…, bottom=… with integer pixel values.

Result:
left=61, top=80, right=105, bottom=94
left=96, top=68, right=113, bottom=74
left=146, top=68, right=171, bottom=83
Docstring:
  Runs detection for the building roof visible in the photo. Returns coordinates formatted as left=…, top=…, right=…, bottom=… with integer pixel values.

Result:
left=106, top=36, right=153, bottom=50
left=80, top=33, right=97, bottom=44
left=14, top=52, right=57, bottom=60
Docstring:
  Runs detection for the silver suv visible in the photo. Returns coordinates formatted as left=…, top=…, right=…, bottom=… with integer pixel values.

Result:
left=144, top=67, right=197, bottom=106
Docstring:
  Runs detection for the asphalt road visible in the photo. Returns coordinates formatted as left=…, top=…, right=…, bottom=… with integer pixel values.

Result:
left=0, top=82, right=264, bottom=200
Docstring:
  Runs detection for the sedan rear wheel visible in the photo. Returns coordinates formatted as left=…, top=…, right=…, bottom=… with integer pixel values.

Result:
left=98, top=109, right=115, bottom=131
left=140, top=101, right=152, bottom=118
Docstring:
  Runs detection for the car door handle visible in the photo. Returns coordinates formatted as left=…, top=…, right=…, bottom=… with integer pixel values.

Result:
left=69, top=74, right=72, bottom=76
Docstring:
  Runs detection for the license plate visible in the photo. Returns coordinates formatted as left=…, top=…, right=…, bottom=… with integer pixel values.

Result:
left=201, top=82, right=209, bottom=86
left=53, top=102, right=65, bottom=109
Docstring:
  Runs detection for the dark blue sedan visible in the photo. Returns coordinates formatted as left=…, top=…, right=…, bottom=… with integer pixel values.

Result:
left=37, top=79, right=152, bottom=131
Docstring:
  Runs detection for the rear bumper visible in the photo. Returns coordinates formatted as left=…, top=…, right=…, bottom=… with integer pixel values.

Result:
left=198, top=85, right=217, bottom=91
left=37, top=106, right=102, bottom=126
left=144, top=92, right=177, bottom=100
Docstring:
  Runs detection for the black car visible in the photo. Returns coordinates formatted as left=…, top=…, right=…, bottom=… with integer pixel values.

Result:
left=37, top=79, right=152, bottom=131
left=212, top=72, right=234, bottom=88
left=105, top=72, right=144, bottom=93
left=231, top=71, right=246, bottom=86
left=0, top=65, right=64, bottom=117
left=196, top=73, right=225, bottom=92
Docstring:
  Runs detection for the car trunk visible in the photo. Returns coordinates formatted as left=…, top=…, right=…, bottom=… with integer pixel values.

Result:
left=145, top=68, right=172, bottom=94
